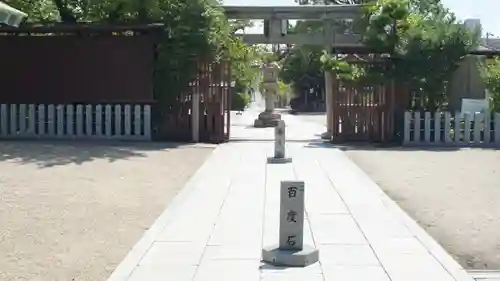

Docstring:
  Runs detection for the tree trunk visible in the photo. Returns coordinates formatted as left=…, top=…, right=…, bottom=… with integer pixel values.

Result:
left=52, top=0, right=77, bottom=23
left=137, top=0, right=149, bottom=22
left=107, top=3, right=125, bottom=23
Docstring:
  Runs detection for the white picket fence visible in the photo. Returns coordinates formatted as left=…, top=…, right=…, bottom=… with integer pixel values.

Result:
left=404, top=111, right=500, bottom=146
left=0, top=104, right=151, bottom=141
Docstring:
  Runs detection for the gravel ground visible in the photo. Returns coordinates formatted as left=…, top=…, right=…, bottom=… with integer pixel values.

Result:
left=0, top=141, right=214, bottom=281
left=345, top=147, right=500, bottom=270
left=293, top=112, right=500, bottom=270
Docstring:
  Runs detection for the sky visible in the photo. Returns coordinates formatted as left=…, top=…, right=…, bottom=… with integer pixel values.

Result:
left=223, top=0, right=500, bottom=37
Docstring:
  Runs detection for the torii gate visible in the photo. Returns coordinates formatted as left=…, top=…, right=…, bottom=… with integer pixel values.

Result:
left=222, top=4, right=365, bottom=138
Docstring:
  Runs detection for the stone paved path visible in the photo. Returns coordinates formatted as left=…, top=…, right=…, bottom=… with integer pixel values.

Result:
left=107, top=110, right=473, bottom=281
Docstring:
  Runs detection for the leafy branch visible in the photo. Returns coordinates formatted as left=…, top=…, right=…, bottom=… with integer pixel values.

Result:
left=481, top=58, right=500, bottom=113
left=319, top=0, right=477, bottom=111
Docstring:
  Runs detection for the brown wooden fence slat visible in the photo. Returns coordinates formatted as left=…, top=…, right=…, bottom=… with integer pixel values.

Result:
left=330, top=75, right=395, bottom=143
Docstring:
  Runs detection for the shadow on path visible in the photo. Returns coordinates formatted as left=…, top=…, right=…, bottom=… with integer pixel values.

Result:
left=230, top=138, right=320, bottom=143
left=336, top=143, right=499, bottom=152
left=291, top=111, right=326, bottom=116
left=0, top=141, right=194, bottom=168
left=304, top=141, right=500, bottom=151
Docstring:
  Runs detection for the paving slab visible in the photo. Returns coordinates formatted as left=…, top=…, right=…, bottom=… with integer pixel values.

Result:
left=107, top=112, right=473, bottom=281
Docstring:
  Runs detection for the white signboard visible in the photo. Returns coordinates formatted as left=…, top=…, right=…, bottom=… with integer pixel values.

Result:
left=461, top=98, right=489, bottom=115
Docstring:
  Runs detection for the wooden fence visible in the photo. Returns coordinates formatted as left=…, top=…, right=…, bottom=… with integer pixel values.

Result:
left=404, top=111, right=500, bottom=146
left=0, top=104, right=151, bottom=141
left=161, top=61, right=231, bottom=143
left=331, top=83, right=395, bottom=143
left=0, top=25, right=158, bottom=104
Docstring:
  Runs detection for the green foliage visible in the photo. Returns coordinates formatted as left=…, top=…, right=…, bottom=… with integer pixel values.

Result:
left=7, top=0, right=263, bottom=127
left=280, top=46, right=321, bottom=84
left=262, top=52, right=279, bottom=63
left=320, top=52, right=363, bottom=81
left=277, top=80, right=293, bottom=99
left=295, top=0, right=366, bottom=4
left=380, top=0, right=475, bottom=110
left=226, top=31, right=263, bottom=95
left=361, top=0, right=409, bottom=53
left=279, top=10, right=368, bottom=102
left=5, top=0, right=163, bottom=22
left=231, top=92, right=251, bottom=111
left=319, top=0, right=477, bottom=111
left=155, top=0, right=230, bottom=112
left=156, top=1, right=263, bottom=122
left=268, top=0, right=476, bottom=112
left=280, top=45, right=325, bottom=99
left=481, top=58, right=500, bottom=113
left=4, top=0, right=58, bottom=22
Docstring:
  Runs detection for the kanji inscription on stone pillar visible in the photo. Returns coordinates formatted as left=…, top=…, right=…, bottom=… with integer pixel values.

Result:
left=279, top=181, right=305, bottom=251
left=261, top=180, right=319, bottom=267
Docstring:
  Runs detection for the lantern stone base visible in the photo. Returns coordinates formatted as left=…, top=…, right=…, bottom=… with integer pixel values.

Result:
left=320, top=131, right=331, bottom=140
left=267, top=157, right=292, bottom=164
left=254, top=111, right=282, bottom=128
left=262, top=244, right=319, bottom=267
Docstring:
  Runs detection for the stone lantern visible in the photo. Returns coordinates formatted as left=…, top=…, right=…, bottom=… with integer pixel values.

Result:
left=254, top=61, right=282, bottom=127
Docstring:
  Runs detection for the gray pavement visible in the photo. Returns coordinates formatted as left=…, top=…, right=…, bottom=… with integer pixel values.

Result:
left=106, top=109, right=473, bottom=281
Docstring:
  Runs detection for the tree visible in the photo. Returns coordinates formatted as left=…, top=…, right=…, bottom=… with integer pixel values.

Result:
left=227, top=20, right=265, bottom=95
left=279, top=21, right=326, bottom=108
left=375, top=0, right=475, bottom=110
left=320, top=0, right=477, bottom=111
left=295, top=0, right=365, bottom=4
left=4, top=0, right=164, bottom=23
left=481, top=58, right=500, bottom=113
left=279, top=9, right=365, bottom=109
left=280, top=45, right=324, bottom=97
left=6, top=0, right=262, bottom=126
left=276, top=80, right=294, bottom=105
left=4, top=0, right=58, bottom=22
left=283, top=0, right=477, bottom=111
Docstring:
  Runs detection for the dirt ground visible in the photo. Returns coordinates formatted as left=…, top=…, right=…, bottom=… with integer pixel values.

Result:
left=0, top=141, right=214, bottom=281
left=345, top=147, right=500, bottom=270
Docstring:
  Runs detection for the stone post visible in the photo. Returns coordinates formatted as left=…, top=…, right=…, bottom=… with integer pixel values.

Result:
left=274, top=120, right=285, bottom=158
left=321, top=19, right=334, bottom=140
left=262, top=181, right=319, bottom=267
left=267, top=120, right=292, bottom=164
left=191, top=92, right=200, bottom=142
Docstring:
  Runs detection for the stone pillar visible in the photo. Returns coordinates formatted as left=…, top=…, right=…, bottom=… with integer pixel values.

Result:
left=269, top=17, right=284, bottom=40
left=267, top=120, right=292, bottom=164
left=275, top=121, right=285, bottom=158
left=191, top=92, right=200, bottom=142
left=323, top=72, right=333, bottom=139
left=265, top=89, right=275, bottom=112
left=322, top=19, right=334, bottom=140
left=278, top=181, right=305, bottom=251
left=262, top=181, right=319, bottom=267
